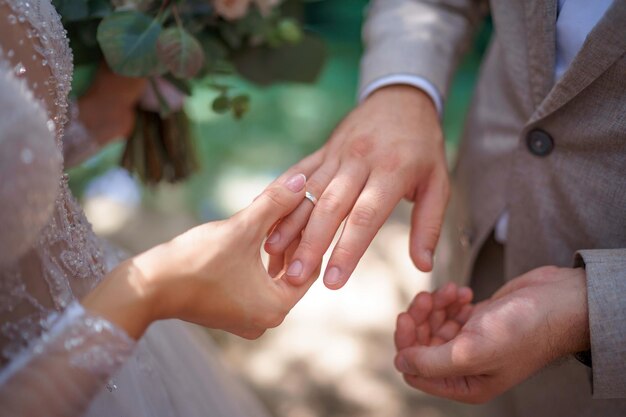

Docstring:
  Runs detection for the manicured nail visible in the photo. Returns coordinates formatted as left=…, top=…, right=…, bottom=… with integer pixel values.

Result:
left=398, top=356, right=410, bottom=373
left=324, top=266, right=342, bottom=285
left=266, top=231, right=280, bottom=245
left=284, top=173, right=306, bottom=193
left=286, top=260, right=303, bottom=277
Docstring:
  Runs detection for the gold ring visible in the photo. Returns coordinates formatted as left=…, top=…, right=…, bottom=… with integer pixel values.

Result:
left=305, top=191, right=318, bottom=206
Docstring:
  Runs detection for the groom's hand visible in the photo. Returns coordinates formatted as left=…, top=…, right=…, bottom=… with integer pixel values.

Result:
left=265, top=85, right=449, bottom=289
left=394, top=267, right=590, bottom=403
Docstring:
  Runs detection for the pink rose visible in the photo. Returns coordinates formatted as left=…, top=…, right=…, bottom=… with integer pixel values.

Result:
left=213, top=0, right=251, bottom=20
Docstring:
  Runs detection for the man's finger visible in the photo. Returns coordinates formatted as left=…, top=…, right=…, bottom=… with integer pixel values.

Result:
left=409, top=171, right=450, bottom=272
left=265, top=160, right=338, bottom=256
left=408, top=292, right=433, bottom=326
left=322, top=177, right=403, bottom=289
left=285, top=163, right=368, bottom=285
left=395, top=337, right=477, bottom=378
left=395, top=313, right=417, bottom=350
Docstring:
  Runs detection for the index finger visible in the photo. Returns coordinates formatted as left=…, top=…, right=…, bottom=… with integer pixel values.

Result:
left=322, top=176, right=404, bottom=289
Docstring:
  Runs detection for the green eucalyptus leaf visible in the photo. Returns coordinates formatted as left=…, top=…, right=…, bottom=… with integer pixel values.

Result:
left=163, top=73, right=193, bottom=96
left=211, top=95, right=231, bottom=114
left=97, top=11, right=164, bottom=77
left=277, top=18, right=302, bottom=44
left=231, top=94, right=250, bottom=119
left=157, top=27, right=205, bottom=78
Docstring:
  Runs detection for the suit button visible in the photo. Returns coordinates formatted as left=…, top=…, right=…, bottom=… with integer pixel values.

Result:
left=526, top=129, right=554, bottom=156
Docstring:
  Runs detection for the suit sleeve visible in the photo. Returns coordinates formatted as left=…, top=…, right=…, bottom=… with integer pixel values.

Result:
left=575, top=249, right=626, bottom=399
left=359, top=0, right=487, bottom=102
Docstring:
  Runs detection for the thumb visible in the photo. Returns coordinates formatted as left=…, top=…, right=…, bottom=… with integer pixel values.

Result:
left=244, top=173, right=307, bottom=240
left=395, top=337, right=476, bottom=378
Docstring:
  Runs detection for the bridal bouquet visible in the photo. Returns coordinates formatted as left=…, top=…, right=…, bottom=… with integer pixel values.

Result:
left=54, top=0, right=326, bottom=183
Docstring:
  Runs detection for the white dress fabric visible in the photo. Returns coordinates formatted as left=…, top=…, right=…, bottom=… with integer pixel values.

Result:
left=0, top=1, right=271, bottom=416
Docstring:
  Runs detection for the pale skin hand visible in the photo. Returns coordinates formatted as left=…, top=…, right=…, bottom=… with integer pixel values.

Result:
left=83, top=173, right=318, bottom=340
left=265, top=85, right=449, bottom=289
left=394, top=267, right=590, bottom=404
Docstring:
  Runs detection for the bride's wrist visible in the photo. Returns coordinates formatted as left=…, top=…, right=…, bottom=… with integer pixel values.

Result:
left=82, top=252, right=164, bottom=339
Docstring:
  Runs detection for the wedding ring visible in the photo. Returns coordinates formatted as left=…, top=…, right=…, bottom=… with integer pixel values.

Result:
left=305, top=191, right=318, bottom=206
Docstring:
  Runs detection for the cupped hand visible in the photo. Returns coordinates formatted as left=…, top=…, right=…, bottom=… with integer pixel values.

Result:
left=394, top=267, right=590, bottom=403
left=85, top=173, right=319, bottom=340
left=265, top=85, right=449, bottom=290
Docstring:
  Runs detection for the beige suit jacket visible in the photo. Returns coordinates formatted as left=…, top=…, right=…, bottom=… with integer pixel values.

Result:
left=360, top=0, right=626, bottom=413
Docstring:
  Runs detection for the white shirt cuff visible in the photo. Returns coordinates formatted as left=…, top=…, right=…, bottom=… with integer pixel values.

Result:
left=359, top=74, right=444, bottom=116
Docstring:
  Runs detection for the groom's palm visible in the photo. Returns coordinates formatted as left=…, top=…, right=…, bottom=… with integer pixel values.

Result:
left=395, top=267, right=589, bottom=403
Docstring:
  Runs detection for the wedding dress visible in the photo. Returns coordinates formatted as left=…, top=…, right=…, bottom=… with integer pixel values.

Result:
left=0, top=1, right=271, bottom=415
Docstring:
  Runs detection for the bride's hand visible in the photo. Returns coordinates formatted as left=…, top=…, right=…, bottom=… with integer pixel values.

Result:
left=83, top=173, right=317, bottom=340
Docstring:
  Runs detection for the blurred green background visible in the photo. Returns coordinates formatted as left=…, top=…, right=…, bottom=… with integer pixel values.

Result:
left=69, top=0, right=490, bottom=221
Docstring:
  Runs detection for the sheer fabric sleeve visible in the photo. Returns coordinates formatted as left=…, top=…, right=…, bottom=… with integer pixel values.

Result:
left=0, top=302, right=136, bottom=416
left=62, top=100, right=102, bottom=168
left=0, top=62, right=62, bottom=266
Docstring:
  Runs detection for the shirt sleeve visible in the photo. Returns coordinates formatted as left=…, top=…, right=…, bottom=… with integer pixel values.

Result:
left=359, top=74, right=444, bottom=116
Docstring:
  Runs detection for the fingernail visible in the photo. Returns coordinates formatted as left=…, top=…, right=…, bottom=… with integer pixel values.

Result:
left=284, top=173, right=306, bottom=193
left=424, top=250, right=433, bottom=266
left=266, top=231, right=280, bottom=245
left=324, top=266, right=342, bottom=285
left=286, top=260, right=303, bottom=277
left=398, top=356, right=410, bottom=373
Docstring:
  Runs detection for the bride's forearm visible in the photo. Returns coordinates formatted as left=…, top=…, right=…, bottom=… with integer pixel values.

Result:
left=81, top=245, right=168, bottom=339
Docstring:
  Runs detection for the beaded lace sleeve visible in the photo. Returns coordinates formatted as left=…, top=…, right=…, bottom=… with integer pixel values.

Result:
left=0, top=63, right=62, bottom=266
left=0, top=64, right=135, bottom=416
left=62, top=100, right=102, bottom=168
left=0, top=302, right=136, bottom=416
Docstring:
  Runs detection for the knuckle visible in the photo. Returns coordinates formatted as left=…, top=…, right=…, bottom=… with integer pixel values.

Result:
left=377, top=150, right=402, bottom=173
left=332, top=244, right=357, bottom=263
left=347, top=134, right=375, bottom=159
left=348, top=205, right=379, bottom=228
left=316, top=193, right=343, bottom=216
left=422, top=224, right=442, bottom=243
left=306, top=179, right=326, bottom=197
left=297, top=238, right=320, bottom=255
left=264, top=186, right=288, bottom=210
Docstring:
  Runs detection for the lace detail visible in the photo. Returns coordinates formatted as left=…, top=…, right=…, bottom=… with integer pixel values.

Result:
left=0, top=0, right=108, bottom=366
left=0, top=0, right=73, bottom=146
left=0, top=302, right=135, bottom=417
left=33, top=303, right=134, bottom=376
left=63, top=100, right=101, bottom=167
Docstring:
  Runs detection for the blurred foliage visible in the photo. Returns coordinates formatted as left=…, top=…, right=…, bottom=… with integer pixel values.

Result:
left=69, top=1, right=491, bottom=220
left=58, top=0, right=326, bottom=183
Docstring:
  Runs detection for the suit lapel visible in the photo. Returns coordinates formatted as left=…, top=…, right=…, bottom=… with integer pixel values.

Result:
left=530, top=1, right=626, bottom=123
left=522, top=0, right=557, bottom=110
